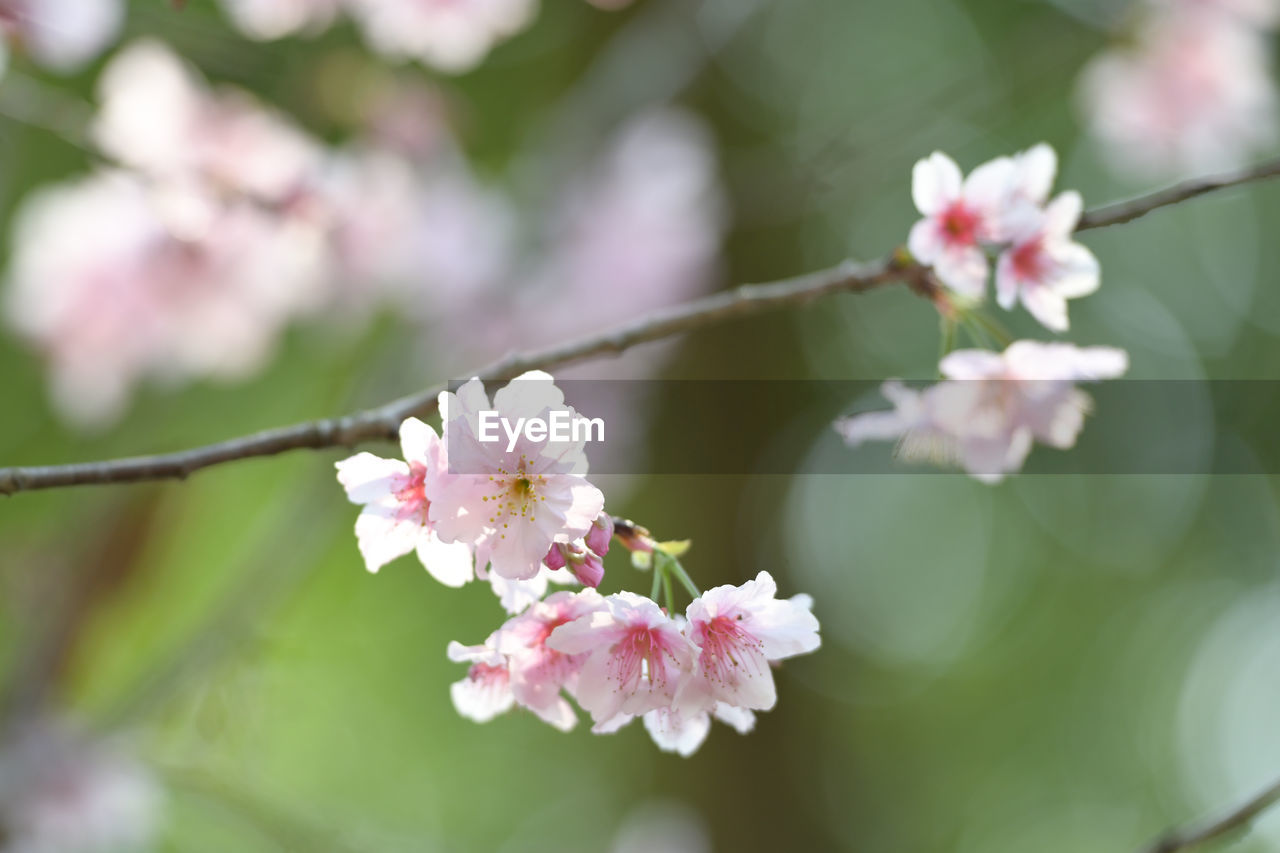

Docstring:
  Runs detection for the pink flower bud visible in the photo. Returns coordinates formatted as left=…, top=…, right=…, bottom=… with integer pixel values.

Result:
left=543, top=543, right=568, bottom=571
left=570, top=549, right=605, bottom=589
left=585, top=513, right=614, bottom=556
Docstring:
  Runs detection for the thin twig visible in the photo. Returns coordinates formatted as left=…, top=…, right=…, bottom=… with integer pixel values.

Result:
left=3, top=156, right=1280, bottom=496
left=1078, top=158, right=1280, bottom=230
left=1138, top=776, right=1280, bottom=853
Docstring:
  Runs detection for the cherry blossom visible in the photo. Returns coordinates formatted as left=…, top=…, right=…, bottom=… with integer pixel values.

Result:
left=0, top=0, right=122, bottom=73
left=94, top=40, right=322, bottom=206
left=335, top=417, right=474, bottom=584
left=836, top=341, right=1130, bottom=483
left=494, top=589, right=607, bottom=730
left=4, top=171, right=324, bottom=425
left=430, top=371, right=606, bottom=581
left=346, top=0, right=538, bottom=74
left=218, top=0, right=342, bottom=40
left=0, top=723, right=161, bottom=853
left=995, top=191, right=1100, bottom=332
left=679, top=571, right=821, bottom=713
left=447, top=637, right=515, bottom=724
left=907, top=151, right=1021, bottom=298
left=1078, top=8, right=1277, bottom=176
left=641, top=702, right=756, bottom=757
left=546, top=592, right=698, bottom=725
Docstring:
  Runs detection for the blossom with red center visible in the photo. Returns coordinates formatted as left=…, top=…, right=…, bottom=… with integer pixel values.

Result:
left=335, top=417, right=474, bottom=584
left=907, top=150, right=1019, bottom=299
left=493, top=589, right=607, bottom=730
left=447, top=637, right=515, bottom=724
left=429, top=371, right=605, bottom=581
left=546, top=592, right=697, bottom=725
left=679, top=571, right=820, bottom=713
left=995, top=191, right=1101, bottom=332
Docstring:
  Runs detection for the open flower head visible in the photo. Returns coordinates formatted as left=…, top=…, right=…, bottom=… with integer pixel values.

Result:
left=430, top=371, right=605, bottom=581
left=335, top=417, right=474, bottom=585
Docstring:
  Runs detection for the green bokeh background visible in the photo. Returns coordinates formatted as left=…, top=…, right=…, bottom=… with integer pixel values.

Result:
left=5, top=0, right=1280, bottom=850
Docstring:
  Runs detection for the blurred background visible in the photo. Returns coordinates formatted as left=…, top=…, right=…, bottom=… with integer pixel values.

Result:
left=4, top=0, right=1280, bottom=850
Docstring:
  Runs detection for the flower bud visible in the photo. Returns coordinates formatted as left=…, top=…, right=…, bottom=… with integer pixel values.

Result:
left=569, top=549, right=605, bottom=589
left=585, top=513, right=614, bottom=556
left=543, top=542, right=568, bottom=571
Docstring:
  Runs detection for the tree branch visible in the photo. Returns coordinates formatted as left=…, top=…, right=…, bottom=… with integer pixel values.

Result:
left=4, top=155, right=1280, bottom=496
left=1078, top=158, right=1280, bottom=231
left=1139, top=776, right=1280, bottom=853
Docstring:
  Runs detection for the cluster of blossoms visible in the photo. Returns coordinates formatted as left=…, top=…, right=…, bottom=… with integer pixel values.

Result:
left=837, top=144, right=1129, bottom=482
left=0, top=0, right=634, bottom=79
left=219, top=0, right=634, bottom=72
left=336, top=372, right=821, bottom=755
left=3, top=37, right=723, bottom=426
left=1078, top=0, right=1278, bottom=177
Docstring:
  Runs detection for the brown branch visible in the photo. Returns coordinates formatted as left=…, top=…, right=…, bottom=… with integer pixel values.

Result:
left=3, top=155, right=1280, bottom=496
left=1138, top=776, right=1280, bottom=853
left=1078, top=158, right=1280, bottom=231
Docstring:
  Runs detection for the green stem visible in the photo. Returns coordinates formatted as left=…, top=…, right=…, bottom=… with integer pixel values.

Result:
left=649, top=557, right=663, bottom=601
left=662, top=564, right=675, bottom=615
left=969, top=311, right=1013, bottom=349
left=668, top=557, right=701, bottom=599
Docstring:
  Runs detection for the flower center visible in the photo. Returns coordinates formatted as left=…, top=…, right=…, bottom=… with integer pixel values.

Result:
left=940, top=201, right=980, bottom=246
left=394, top=463, right=429, bottom=524
left=1009, top=237, right=1047, bottom=282
left=481, top=456, right=549, bottom=539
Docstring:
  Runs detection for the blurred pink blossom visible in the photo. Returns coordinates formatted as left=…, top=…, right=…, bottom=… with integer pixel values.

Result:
left=0, top=724, right=161, bottom=853
left=4, top=172, right=325, bottom=425
left=94, top=40, right=323, bottom=205
left=995, top=191, right=1100, bottom=332
left=907, top=150, right=1029, bottom=299
left=0, top=0, right=122, bottom=73
left=836, top=341, right=1130, bottom=483
left=1079, top=7, right=1277, bottom=177
left=218, top=0, right=343, bottom=40
left=346, top=0, right=537, bottom=74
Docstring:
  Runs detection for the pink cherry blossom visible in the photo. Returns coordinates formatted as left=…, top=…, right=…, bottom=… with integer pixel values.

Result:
left=0, top=722, right=161, bottom=853
left=546, top=592, right=698, bottom=725
left=1079, top=8, right=1277, bottom=176
left=493, top=589, right=607, bottom=730
left=429, top=371, right=606, bottom=580
left=641, top=701, right=756, bottom=757
left=218, top=0, right=342, bottom=40
left=836, top=341, right=1130, bottom=483
left=907, top=151, right=1021, bottom=298
left=94, top=40, right=322, bottom=206
left=679, top=571, right=821, bottom=713
left=335, top=417, right=474, bottom=585
left=447, top=637, right=515, bottom=724
left=4, top=171, right=324, bottom=425
left=995, top=191, right=1100, bottom=332
left=346, top=0, right=537, bottom=74
left=0, top=0, right=122, bottom=73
